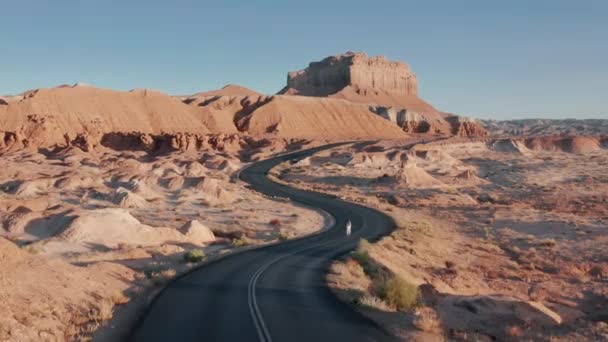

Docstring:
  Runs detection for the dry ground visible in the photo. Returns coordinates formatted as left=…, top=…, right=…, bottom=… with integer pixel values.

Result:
left=0, top=143, right=328, bottom=341
left=277, top=138, right=608, bottom=341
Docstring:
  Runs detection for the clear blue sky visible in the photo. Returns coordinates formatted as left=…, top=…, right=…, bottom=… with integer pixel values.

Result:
left=1, top=0, right=606, bottom=119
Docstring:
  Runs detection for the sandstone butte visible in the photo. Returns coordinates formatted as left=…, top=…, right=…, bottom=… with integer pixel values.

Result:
left=278, top=51, right=486, bottom=137
left=0, top=52, right=487, bottom=152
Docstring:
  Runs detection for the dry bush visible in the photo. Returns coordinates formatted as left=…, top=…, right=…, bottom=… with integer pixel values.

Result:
left=277, top=230, right=289, bottom=241
left=232, top=237, right=249, bottom=247
left=116, top=242, right=131, bottom=251
left=351, top=239, right=371, bottom=265
left=358, top=294, right=392, bottom=311
left=412, top=306, right=441, bottom=332
left=376, top=275, right=419, bottom=311
left=183, top=249, right=205, bottom=263
left=538, top=238, right=557, bottom=248
left=23, top=244, right=44, bottom=254
left=97, top=298, right=114, bottom=322
left=160, top=269, right=177, bottom=279
left=410, top=221, right=432, bottom=236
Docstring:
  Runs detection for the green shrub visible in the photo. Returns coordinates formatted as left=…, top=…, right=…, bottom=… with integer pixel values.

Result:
left=183, top=249, right=205, bottom=263
left=377, top=275, right=419, bottom=311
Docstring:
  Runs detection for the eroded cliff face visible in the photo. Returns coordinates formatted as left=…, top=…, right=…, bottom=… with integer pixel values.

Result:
left=349, top=54, right=417, bottom=97
left=280, top=52, right=417, bottom=97
left=370, top=106, right=446, bottom=134
left=444, top=115, right=489, bottom=137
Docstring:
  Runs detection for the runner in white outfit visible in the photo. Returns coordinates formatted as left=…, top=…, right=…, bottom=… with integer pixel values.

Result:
left=346, top=220, right=352, bottom=236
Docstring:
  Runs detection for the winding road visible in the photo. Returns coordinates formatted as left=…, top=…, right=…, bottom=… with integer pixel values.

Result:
left=129, top=142, right=398, bottom=342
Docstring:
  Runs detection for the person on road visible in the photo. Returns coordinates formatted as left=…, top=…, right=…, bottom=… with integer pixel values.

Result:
left=346, top=220, right=352, bottom=237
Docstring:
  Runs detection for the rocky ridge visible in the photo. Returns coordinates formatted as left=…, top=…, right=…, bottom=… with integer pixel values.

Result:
left=0, top=53, right=490, bottom=153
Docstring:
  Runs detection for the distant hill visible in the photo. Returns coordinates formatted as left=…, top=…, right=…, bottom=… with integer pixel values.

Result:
left=0, top=53, right=492, bottom=152
left=185, top=84, right=262, bottom=98
left=481, top=119, right=608, bottom=137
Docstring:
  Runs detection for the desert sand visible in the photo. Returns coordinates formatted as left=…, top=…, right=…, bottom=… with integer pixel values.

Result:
left=275, top=137, right=608, bottom=341
left=0, top=140, right=331, bottom=340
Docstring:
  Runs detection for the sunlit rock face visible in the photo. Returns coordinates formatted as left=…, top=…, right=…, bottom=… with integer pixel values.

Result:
left=280, top=51, right=418, bottom=97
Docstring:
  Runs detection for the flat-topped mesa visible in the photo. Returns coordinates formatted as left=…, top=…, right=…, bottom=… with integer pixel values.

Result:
left=280, top=52, right=418, bottom=97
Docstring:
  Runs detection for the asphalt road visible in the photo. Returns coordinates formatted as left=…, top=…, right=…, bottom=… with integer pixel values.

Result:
left=129, top=142, right=398, bottom=342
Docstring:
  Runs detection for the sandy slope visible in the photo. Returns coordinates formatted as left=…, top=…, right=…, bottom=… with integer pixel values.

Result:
left=0, top=85, right=237, bottom=147
left=0, top=237, right=135, bottom=341
left=184, top=93, right=409, bottom=139
left=244, top=95, right=408, bottom=139
left=187, top=84, right=262, bottom=97
left=1, top=84, right=409, bottom=149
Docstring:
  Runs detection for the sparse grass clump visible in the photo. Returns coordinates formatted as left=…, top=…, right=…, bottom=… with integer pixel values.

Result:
left=412, top=306, right=441, bottom=332
left=232, top=237, right=249, bottom=247
left=22, top=243, right=44, bottom=255
left=97, top=298, right=115, bottom=322
left=351, top=239, right=371, bottom=265
left=376, top=275, right=419, bottom=311
left=482, top=226, right=492, bottom=240
left=357, top=294, right=391, bottom=311
left=538, top=238, right=557, bottom=248
left=277, top=231, right=289, bottom=241
left=410, top=221, right=431, bottom=236
left=183, top=249, right=205, bottom=263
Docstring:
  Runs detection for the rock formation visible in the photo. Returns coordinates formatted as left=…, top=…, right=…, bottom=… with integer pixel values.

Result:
left=280, top=51, right=418, bottom=97
left=444, top=115, right=488, bottom=137
left=481, top=119, right=608, bottom=137
left=279, top=52, right=485, bottom=137
left=370, top=106, right=451, bottom=134
left=179, top=220, right=215, bottom=244
left=0, top=53, right=491, bottom=152
left=394, top=157, right=444, bottom=188
left=489, top=136, right=606, bottom=154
